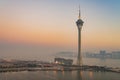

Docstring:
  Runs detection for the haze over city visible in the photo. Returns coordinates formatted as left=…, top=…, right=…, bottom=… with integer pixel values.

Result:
left=0, top=0, right=120, bottom=60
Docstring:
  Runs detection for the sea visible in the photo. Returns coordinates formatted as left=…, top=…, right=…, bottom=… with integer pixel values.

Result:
left=0, top=58, right=120, bottom=80
left=0, top=70, right=120, bottom=80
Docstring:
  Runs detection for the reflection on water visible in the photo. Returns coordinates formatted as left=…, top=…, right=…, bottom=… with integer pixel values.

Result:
left=77, top=70, right=83, bottom=80
left=89, top=71, right=93, bottom=80
left=76, top=70, right=94, bottom=80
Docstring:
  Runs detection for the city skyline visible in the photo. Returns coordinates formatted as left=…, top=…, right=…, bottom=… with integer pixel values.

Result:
left=0, top=0, right=120, bottom=60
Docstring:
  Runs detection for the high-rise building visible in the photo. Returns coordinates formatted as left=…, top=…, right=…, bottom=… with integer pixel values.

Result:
left=76, top=6, right=84, bottom=66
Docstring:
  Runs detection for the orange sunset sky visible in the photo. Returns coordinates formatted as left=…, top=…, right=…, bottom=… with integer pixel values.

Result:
left=0, top=0, right=120, bottom=60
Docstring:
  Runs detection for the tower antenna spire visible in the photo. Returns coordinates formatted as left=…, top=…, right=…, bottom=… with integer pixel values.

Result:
left=78, top=4, right=81, bottom=19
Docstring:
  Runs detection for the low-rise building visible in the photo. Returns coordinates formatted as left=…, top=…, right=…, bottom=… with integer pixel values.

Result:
left=54, top=58, right=73, bottom=65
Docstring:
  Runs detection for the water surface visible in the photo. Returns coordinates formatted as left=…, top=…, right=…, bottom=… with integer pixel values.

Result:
left=0, top=71, right=120, bottom=80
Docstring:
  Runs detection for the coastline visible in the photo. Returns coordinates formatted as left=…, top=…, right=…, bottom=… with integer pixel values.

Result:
left=0, top=65, right=120, bottom=73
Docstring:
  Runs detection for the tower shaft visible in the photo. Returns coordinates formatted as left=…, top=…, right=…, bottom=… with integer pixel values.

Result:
left=77, top=28, right=82, bottom=66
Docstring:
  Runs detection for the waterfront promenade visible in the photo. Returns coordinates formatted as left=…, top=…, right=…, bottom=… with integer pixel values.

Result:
left=0, top=65, right=120, bottom=73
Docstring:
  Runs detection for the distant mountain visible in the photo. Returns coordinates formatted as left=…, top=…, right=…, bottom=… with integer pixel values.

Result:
left=0, top=59, right=5, bottom=62
left=54, top=52, right=77, bottom=58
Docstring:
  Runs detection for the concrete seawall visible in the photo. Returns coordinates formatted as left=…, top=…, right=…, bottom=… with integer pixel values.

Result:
left=0, top=65, right=120, bottom=73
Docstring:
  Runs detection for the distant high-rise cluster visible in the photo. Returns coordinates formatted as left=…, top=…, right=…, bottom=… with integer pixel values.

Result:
left=85, top=50, right=120, bottom=59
